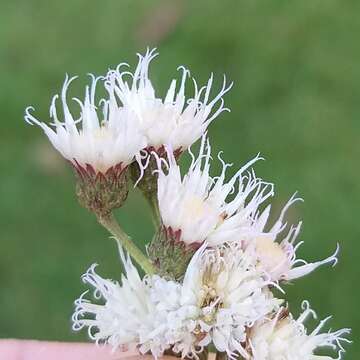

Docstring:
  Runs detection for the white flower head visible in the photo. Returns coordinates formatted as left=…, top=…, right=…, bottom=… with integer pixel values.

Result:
left=249, top=301, right=351, bottom=360
left=72, top=244, right=183, bottom=359
left=246, top=195, right=339, bottom=282
left=107, top=48, right=232, bottom=153
left=173, top=243, right=282, bottom=359
left=156, top=135, right=274, bottom=247
left=25, top=73, right=146, bottom=174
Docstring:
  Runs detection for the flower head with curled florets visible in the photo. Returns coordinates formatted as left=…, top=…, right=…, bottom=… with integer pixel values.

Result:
left=25, top=74, right=146, bottom=175
left=107, top=48, right=232, bottom=155
left=154, top=135, right=273, bottom=248
left=169, top=243, right=282, bottom=359
left=72, top=243, right=281, bottom=360
left=248, top=302, right=351, bottom=360
left=148, top=136, right=274, bottom=279
left=244, top=195, right=339, bottom=282
left=72, top=244, right=184, bottom=359
left=25, top=74, right=147, bottom=215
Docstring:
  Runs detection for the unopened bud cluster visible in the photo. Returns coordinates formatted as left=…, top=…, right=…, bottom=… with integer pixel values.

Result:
left=26, top=49, right=350, bottom=360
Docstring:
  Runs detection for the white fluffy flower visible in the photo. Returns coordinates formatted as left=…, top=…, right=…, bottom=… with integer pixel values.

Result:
left=72, top=245, right=182, bottom=358
left=72, top=243, right=281, bottom=360
left=172, top=243, right=282, bottom=359
left=156, top=135, right=273, bottom=247
left=25, top=74, right=146, bottom=174
left=245, top=195, right=339, bottom=282
left=107, top=48, right=232, bottom=152
left=249, top=302, right=351, bottom=360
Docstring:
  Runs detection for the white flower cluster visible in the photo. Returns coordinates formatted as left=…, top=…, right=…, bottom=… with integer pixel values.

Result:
left=73, top=239, right=349, bottom=359
left=156, top=135, right=340, bottom=284
left=73, top=137, right=349, bottom=357
left=25, top=48, right=231, bottom=175
left=27, top=50, right=349, bottom=359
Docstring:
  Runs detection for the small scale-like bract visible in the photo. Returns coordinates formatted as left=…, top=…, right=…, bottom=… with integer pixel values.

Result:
left=107, top=48, right=232, bottom=152
left=245, top=196, right=339, bottom=282
left=172, top=243, right=282, bottom=359
left=249, top=302, right=351, bottom=360
left=25, top=74, right=146, bottom=174
left=156, top=135, right=273, bottom=247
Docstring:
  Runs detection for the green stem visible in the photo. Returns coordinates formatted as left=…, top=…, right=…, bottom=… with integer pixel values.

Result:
left=146, top=193, right=161, bottom=229
left=98, top=213, right=156, bottom=275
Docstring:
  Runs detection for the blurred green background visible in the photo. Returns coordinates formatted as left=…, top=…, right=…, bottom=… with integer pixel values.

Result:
left=0, top=0, right=358, bottom=357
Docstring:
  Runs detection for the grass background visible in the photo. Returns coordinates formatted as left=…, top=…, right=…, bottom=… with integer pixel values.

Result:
left=0, top=0, right=358, bottom=357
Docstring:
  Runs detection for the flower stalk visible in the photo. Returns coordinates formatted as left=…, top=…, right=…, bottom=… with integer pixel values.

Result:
left=97, top=213, right=156, bottom=275
left=130, top=156, right=161, bottom=229
left=147, top=193, right=161, bottom=228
